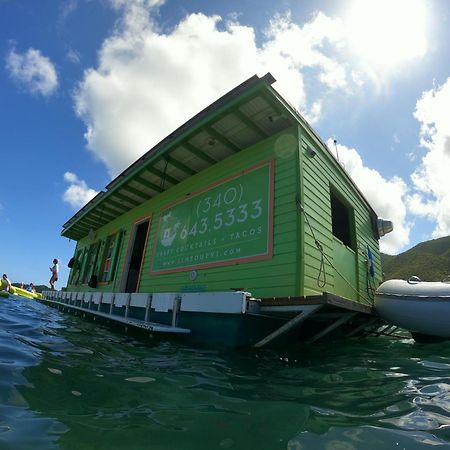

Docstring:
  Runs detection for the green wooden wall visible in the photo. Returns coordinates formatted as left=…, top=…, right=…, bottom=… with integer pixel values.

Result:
left=67, top=124, right=382, bottom=304
left=299, top=130, right=381, bottom=304
left=68, top=128, right=301, bottom=299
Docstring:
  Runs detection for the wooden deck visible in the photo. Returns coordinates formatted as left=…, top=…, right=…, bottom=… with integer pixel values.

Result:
left=260, top=292, right=375, bottom=314
left=253, top=292, right=380, bottom=348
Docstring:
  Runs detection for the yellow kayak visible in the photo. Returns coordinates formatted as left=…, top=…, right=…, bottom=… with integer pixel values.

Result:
left=10, top=286, right=38, bottom=300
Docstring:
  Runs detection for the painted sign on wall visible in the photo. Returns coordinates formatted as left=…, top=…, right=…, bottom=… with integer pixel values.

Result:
left=151, top=161, right=274, bottom=274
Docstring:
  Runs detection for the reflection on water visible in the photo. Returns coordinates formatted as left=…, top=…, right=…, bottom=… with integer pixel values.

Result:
left=2, top=296, right=450, bottom=449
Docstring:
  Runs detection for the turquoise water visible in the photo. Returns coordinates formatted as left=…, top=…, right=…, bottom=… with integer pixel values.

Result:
left=2, top=297, right=450, bottom=449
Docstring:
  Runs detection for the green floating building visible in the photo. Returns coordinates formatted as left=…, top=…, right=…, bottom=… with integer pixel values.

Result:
left=43, top=73, right=393, bottom=347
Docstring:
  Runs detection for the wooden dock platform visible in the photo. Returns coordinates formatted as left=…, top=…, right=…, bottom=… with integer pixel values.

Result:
left=253, top=293, right=382, bottom=347
left=260, top=292, right=374, bottom=314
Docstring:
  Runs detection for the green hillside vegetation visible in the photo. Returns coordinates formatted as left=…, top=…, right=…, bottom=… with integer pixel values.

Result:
left=381, top=236, right=450, bottom=281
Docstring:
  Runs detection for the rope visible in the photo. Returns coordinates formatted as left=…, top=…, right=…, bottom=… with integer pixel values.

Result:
left=296, top=196, right=326, bottom=288
left=296, top=196, right=373, bottom=305
left=365, top=259, right=375, bottom=300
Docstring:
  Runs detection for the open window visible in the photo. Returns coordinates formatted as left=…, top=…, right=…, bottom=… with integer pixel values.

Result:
left=73, top=248, right=88, bottom=285
left=82, top=242, right=100, bottom=284
left=100, top=234, right=115, bottom=282
left=68, top=249, right=82, bottom=285
left=100, top=231, right=123, bottom=283
left=330, top=190, right=354, bottom=249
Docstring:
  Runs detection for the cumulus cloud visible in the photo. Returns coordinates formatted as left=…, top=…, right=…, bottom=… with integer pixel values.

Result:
left=264, top=12, right=348, bottom=90
left=328, top=139, right=411, bottom=254
left=5, top=47, right=58, bottom=97
left=343, top=0, right=427, bottom=69
left=73, top=1, right=358, bottom=178
left=408, top=78, right=450, bottom=237
left=63, top=172, right=98, bottom=209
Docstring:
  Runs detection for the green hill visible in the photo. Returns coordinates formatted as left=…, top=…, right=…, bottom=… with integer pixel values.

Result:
left=381, top=235, right=450, bottom=281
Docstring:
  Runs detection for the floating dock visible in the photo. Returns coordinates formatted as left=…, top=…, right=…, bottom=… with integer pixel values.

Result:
left=41, top=290, right=386, bottom=348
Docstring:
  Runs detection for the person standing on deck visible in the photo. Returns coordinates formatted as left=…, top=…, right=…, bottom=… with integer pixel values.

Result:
left=49, top=259, right=59, bottom=290
left=1, top=274, right=11, bottom=292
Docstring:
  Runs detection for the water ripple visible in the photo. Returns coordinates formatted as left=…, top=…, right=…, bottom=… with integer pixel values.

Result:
left=2, top=298, right=450, bottom=448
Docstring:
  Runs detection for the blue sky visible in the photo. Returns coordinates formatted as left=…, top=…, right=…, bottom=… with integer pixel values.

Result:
left=1, top=0, right=450, bottom=287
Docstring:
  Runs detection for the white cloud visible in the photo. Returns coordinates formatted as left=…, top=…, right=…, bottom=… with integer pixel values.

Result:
left=5, top=47, right=58, bottom=97
left=58, top=0, right=79, bottom=24
left=342, top=0, right=427, bottom=81
left=73, top=2, right=429, bottom=179
left=63, top=172, right=98, bottom=209
left=73, top=3, right=357, bottom=178
left=328, top=139, right=411, bottom=254
left=408, top=78, right=450, bottom=237
left=264, top=12, right=348, bottom=89
left=110, top=0, right=164, bottom=9
left=66, top=49, right=81, bottom=64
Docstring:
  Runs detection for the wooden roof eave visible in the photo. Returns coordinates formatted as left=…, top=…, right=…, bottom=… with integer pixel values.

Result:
left=62, top=191, right=106, bottom=231
left=61, top=73, right=280, bottom=241
left=105, top=73, right=276, bottom=192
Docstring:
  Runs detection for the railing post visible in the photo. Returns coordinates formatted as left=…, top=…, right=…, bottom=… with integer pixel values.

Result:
left=144, top=294, right=152, bottom=322
left=124, top=294, right=131, bottom=318
left=109, top=294, right=116, bottom=315
left=171, top=295, right=182, bottom=328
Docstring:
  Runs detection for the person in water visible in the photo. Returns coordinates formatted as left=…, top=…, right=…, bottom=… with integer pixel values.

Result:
left=1, top=274, right=11, bottom=292
left=49, top=259, right=59, bottom=291
left=26, top=283, right=36, bottom=293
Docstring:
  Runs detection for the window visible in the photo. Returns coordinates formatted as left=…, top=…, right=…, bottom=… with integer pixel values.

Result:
left=330, top=191, right=354, bottom=249
left=74, top=248, right=88, bottom=285
left=82, top=243, right=100, bottom=284
left=101, top=234, right=116, bottom=282
left=68, top=249, right=82, bottom=285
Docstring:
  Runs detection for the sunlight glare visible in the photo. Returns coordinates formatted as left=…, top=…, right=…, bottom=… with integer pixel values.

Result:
left=345, top=0, right=427, bottom=71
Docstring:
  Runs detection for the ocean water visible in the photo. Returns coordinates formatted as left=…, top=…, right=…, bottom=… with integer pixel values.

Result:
left=1, top=297, right=450, bottom=450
